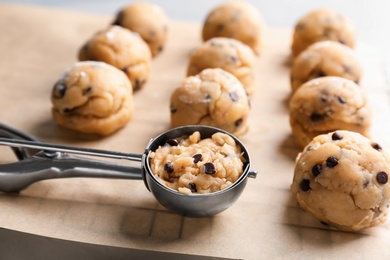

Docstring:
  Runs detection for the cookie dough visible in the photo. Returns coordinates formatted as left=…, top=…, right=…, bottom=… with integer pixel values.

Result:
left=202, top=1, right=266, bottom=55
left=291, top=130, right=390, bottom=231
left=187, top=37, right=257, bottom=95
left=289, top=76, right=371, bottom=148
left=291, top=41, right=362, bottom=92
left=149, top=131, right=245, bottom=194
left=78, top=25, right=151, bottom=91
left=113, top=2, right=169, bottom=57
left=291, top=9, right=356, bottom=56
left=51, top=61, right=133, bottom=136
left=170, top=68, right=250, bottom=136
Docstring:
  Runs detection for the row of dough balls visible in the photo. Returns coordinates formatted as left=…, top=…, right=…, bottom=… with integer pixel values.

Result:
left=50, top=1, right=265, bottom=137
left=50, top=2, right=169, bottom=136
left=289, top=9, right=390, bottom=232
left=171, top=0, right=266, bottom=136
left=289, top=9, right=368, bottom=149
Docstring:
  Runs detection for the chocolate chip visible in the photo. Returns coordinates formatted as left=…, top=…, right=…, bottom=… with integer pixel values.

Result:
left=300, top=179, right=311, bottom=191
left=203, top=162, right=216, bottom=174
left=338, top=96, right=346, bottom=104
left=230, top=56, right=238, bottom=63
left=331, top=132, right=343, bottom=141
left=204, top=94, right=211, bottom=102
left=192, top=154, right=202, bottom=163
left=83, top=86, right=92, bottom=95
left=52, top=82, right=67, bottom=98
left=216, top=23, right=224, bottom=31
left=164, top=161, right=174, bottom=174
left=310, top=113, right=324, bottom=122
left=315, top=70, right=326, bottom=77
left=229, top=92, right=239, bottom=102
left=189, top=183, right=197, bottom=193
left=344, top=65, right=352, bottom=73
left=235, top=118, right=243, bottom=127
left=363, top=180, right=369, bottom=188
left=377, top=171, right=388, bottom=184
left=166, top=139, right=178, bottom=146
left=372, top=142, right=382, bottom=151
left=326, top=156, right=339, bottom=168
left=339, top=36, right=346, bottom=45
left=311, top=164, right=322, bottom=177
left=170, top=106, right=177, bottom=113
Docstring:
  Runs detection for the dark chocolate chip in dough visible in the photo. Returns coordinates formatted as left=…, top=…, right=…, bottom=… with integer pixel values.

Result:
left=166, top=139, right=179, bottom=146
left=338, top=96, right=346, bottom=104
left=363, top=180, right=370, bottom=188
left=192, top=153, right=202, bottom=163
left=331, top=132, right=343, bottom=141
left=377, top=171, right=388, bottom=184
left=53, top=82, right=67, bottom=99
left=203, top=162, right=216, bottom=174
left=326, top=156, right=339, bottom=168
left=371, top=142, right=382, bottom=151
left=170, top=106, right=177, bottom=113
left=229, top=92, right=239, bottom=102
left=164, top=161, right=174, bottom=174
left=189, top=182, right=197, bottom=193
left=216, top=23, right=225, bottom=31
left=235, top=118, right=243, bottom=127
left=310, top=113, right=325, bottom=122
left=311, top=164, right=323, bottom=177
left=339, top=36, right=347, bottom=45
left=83, top=86, right=92, bottom=95
left=300, top=179, right=311, bottom=191
left=204, top=94, right=211, bottom=102
left=230, top=56, right=238, bottom=63
left=344, top=65, right=352, bottom=73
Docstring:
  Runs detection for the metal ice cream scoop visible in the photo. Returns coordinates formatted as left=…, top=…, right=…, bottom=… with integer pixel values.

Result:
left=0, top=123, right=257, bottom=217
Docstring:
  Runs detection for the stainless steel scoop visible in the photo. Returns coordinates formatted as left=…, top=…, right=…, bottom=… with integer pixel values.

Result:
left=0, top=123, right=257, bottom=217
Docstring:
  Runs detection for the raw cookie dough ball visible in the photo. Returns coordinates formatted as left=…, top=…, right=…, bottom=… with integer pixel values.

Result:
left=291, top=130, right=390, bottom=231
left=291, top=9, right=356, bottom=56
left=202, top=0, right=266, bottom=55
left=291, top=41, right=362, bottom=92
left=51, top=61, right=133, bottom=136
left=289, top=76, right=371, bottom=148
left=187, top=37, right=256, bottom=95
left=113, top=2, right=169, bottom=57
left=170, top=68, right=250, bottom=136
left=78, top=25, right=151, bottom=91
left=150, top=131, right=245, bottom=194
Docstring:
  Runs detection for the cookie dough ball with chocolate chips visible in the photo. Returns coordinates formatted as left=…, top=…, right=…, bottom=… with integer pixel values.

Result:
left=291, top=41, right=362, bottom=92
left=78, top=25, right=151, bottom=91
left=51, top=61, right=134, bottom=136
left=202, top=1, right=266, bottom=55
left=291, top=9, right=356, bottom=56
left=289, top=76, right=371, bottom=148
left=113, top=2, right=169, bottom=57
left=170, top=68, right=250, bottom=136
left=187, top=37, right=256, bottom=95
left=291, top=130, right=390, bottom=231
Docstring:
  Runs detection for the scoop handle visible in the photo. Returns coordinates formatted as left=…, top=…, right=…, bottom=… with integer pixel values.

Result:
left=0, top=138, right=145, bottom=192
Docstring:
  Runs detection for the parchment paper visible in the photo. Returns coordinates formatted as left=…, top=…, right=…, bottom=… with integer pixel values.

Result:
left=0, top=3, right=390, bottom=259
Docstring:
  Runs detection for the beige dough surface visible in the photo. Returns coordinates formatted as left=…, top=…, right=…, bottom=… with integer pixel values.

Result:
left=202, top=0, right=265, bottom=55
left=291, top=9, right=356, bottom=56
left=78, top=25, right=151, bottom=91
left=149, top=131, right=245, bottom=194
left=187, top=37, right=256, bottom=95
left=289, top=76, right=371, bottom=148
left=51, top=61, right=134, bottom=136
left=291, top=130, right=390, bottom=231
left=170, top=68, right=250, bottom=136
left=291, top=41, right=362, bottom=92
left=112, top=2, right=169, bottom=57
